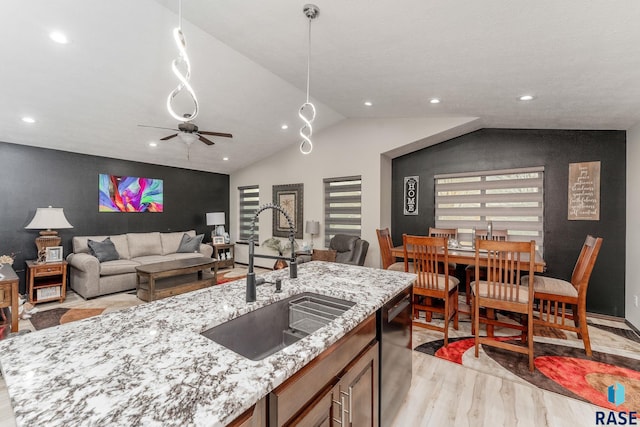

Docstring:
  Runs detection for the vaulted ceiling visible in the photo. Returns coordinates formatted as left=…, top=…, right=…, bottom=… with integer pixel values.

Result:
left=2, top=1, right=639, bottom=173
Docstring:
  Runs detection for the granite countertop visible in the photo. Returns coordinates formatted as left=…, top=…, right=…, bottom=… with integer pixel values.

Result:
left=0, top=261, right=415, bottom=427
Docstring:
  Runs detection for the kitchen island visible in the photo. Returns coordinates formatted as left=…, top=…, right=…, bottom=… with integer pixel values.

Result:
left=0, top=261, right=415, bottom=426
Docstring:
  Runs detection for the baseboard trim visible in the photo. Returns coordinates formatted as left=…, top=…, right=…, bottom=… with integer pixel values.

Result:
left=587, top=311, right=626, bottom=323
left=625, top=319, right=640, bottom=335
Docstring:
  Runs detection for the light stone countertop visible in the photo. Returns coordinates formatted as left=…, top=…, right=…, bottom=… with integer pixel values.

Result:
left=0, top=261, right=415, bottom=427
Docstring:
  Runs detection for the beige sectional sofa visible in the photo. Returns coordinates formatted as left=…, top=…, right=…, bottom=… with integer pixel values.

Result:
left=67, top=230, right=213, bottom=299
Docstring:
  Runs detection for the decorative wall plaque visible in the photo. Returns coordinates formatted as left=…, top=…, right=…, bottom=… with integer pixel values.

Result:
left=404, top=176, right=419, bottom=215
left=568, top=161, right=600, bottom=220
left=272, top=183, right=304, bottom=239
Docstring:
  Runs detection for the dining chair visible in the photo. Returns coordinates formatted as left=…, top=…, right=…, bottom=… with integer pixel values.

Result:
left=472, top=239, right=536, bottom=371
left=464, top=229, right=509, bottom=305
left=427, top=227, right=458, bottom=241
left=376, top=228, right=405, bottom=271
left=428, top=227, right=458, bottom=276
left=403, top=234, right=459, bottom=345
left=523, top=235, right=603, bottom=357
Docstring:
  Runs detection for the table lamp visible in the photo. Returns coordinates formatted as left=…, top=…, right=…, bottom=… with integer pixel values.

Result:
left=305, top=220, right=320, bottom=249
left=25, top=206, right=73, bottom=259
left=206, top=212, right=226, bottom=239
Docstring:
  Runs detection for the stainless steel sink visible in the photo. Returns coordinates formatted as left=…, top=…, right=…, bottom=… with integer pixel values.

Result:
left=201, top=292, right=355, bottom=361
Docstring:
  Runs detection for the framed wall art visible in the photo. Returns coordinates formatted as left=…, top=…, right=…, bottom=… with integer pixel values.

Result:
left=98, top=173, right=164, bottom=212
left=272, top=183, right=304, bottom=239
left=568, top=161, right=600, bottom=220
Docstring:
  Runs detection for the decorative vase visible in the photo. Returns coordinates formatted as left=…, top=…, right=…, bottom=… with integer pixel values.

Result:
left=274, top=259, right=288, bottom=270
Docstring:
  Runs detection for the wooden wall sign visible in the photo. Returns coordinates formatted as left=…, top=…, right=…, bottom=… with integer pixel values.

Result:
left=404, top=176, right=419, bottom=215
left=568, top=161, right=600, bottom=220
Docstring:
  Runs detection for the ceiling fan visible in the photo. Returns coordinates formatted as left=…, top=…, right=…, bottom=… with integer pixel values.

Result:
left=138, top=120, right=232, bottom=146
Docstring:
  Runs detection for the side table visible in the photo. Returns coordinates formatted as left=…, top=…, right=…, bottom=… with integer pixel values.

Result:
left=26, top=260, right=67, bottom=304
left=0, top=263, right=19, bottom=332
left=211, top=243, right=235, bottom=269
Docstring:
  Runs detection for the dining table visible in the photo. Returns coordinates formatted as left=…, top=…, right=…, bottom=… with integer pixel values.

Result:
left=390, top=245, right=546, bottom=273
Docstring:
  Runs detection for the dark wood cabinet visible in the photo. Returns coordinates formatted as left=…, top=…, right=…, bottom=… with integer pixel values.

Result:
left=268, top=316, right=379, bottom=427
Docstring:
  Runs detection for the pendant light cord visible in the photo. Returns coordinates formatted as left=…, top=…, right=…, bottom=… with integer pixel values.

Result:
left=306, top=20, right=311, bottom=103
left=299, top=6, right=319, bottom=155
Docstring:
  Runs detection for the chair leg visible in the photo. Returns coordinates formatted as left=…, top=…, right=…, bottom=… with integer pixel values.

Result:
left=443, top=295, right=449, bottom=346
left=486, top=308, right=495, bottom=337
left=527, top=312, right=534, bottom=372
left=471, top=296, right=476, bottom=335
left=576, top=304, right=592, bottom=357
left=465, top=268, right=473, bottom=305
left=474, top=294, right=480, bottom=358
left=453, top=289, right=459, bottom=330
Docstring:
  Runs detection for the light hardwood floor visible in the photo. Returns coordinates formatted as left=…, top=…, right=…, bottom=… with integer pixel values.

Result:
left=391, top=330, right=600, bottom=427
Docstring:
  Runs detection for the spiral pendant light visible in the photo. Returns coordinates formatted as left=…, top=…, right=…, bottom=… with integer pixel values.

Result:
left=299, top=4, right=320, bottom=155
left=167, top=0, right=199, bottom=122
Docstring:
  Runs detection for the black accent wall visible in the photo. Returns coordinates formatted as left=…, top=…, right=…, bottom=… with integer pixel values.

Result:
left=392, top=129, right=626, bottom=317
left=0, top=142, right=229, bottom=293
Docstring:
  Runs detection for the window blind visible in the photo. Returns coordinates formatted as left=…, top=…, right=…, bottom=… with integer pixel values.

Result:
left=238, top=185, right=260, bottom=242
left=435, top=166, right=544, bottom=253
left=323, top=176, right=362, bottom=247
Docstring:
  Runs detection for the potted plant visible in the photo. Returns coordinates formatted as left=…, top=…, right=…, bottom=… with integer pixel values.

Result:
left=261, top=237, right=298, bottom=269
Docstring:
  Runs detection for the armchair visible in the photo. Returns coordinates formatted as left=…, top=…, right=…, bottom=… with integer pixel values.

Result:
left=298, top=234, right=369, bottom=266
left=329, top=234, right=369, bottom=265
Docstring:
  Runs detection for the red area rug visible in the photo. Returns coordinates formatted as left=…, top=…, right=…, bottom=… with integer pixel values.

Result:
left=415, top=328, right=640, bottom=411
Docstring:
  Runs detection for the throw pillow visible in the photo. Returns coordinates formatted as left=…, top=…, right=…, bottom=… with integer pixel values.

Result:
left=177, top=233, right=204, bottom=253
left=88, top=237, right=120, bottom=262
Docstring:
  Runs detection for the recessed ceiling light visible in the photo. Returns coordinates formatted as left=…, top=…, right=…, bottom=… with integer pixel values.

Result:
left=364, top=101, right=373, bottom=107
left=148, top=142, right=158, bottom=148
left=519, top=94, right=535, bottom=101
left=281, top=124, right=289, bottom=130
left=21, top=117, right=36, bottom=124
left=49, top=31, right=69, bottom=44
left=223, top=157, right=229, bottom=161
left=429, top=98, right=441, bottom=104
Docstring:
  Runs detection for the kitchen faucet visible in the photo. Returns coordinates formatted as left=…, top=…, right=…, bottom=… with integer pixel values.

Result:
left=246, top=203, right=297, bottom=302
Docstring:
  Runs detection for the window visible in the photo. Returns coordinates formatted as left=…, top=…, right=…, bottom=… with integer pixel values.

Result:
left=435, top=166, right=544, bottom=253
left=323, top=176, right=362, bottom=247
left=238, top=185, right=260, bottom=242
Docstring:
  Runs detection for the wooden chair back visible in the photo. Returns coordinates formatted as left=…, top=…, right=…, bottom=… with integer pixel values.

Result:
left=475, top=229, right=508, bottom=241
left=477, top=239, right=535, bottom=305
left=571, top=235, right=603, bottom=299
left=403, top=234, right=449, bottom=290
left=532, top=235, right=602, bottom=357
left=473, top=239, right=536, bottom=371
left=428, top=227, right=458, bottom=240
left=376, top=228, right=395, bottom=269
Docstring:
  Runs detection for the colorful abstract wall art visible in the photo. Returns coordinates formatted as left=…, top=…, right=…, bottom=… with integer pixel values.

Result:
left=99, top=174, right=164, bottom=212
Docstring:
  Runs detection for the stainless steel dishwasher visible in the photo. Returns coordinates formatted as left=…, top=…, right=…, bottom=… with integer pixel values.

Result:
left=377, top=285, right=412, bottom=426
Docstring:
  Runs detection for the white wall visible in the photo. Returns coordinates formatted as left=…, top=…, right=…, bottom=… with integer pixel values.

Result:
left=230, top=116, right=479, bottom=269
left=627, top=124, right=640, bottom=329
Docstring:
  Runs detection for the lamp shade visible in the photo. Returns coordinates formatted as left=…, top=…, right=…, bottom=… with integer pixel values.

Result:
left=25, top=207, right=73, bottom=230
left=305, top=220, right=320, bottom=235
left=206, top=212, right=225, bottom=226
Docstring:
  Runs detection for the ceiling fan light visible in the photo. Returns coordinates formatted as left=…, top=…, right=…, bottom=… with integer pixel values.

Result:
left=178, top=132, right=198, bottom=144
